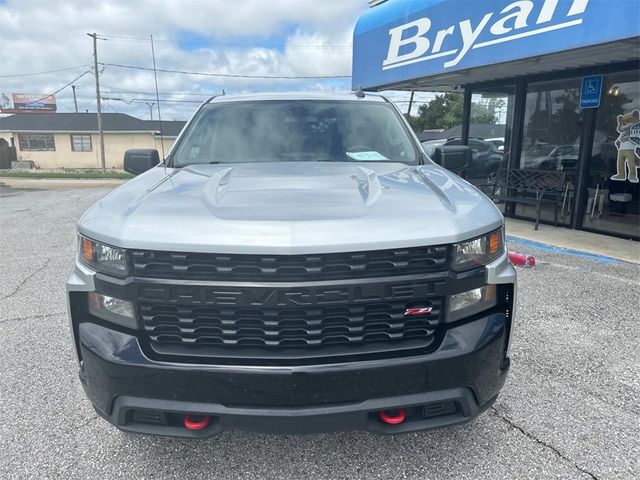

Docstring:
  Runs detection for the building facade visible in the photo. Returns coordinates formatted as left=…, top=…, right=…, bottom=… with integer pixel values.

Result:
left=353, top=0, right=640, bottom=240
left=0, top=113, right=184, bottom=170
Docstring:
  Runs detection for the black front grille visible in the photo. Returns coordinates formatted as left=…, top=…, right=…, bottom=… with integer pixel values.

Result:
left=137, top=280, right=445, bottom=354
left=130, top=245, right=449, bottom=282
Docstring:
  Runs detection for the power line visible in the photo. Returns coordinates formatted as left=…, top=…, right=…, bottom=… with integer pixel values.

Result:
left=0, top=65, right=90, bottom=79
left=100, top=62, right=350, bottom=79
left=102, top=96, right=204, bottom=104
left=78, top=96, right=97, bottom=112
left=101, top=87, right=212, bottom=97
left=30, top=70, right=92, bottom=103
left=100, top=96, right=135, bottom=105
left=103, top=99, right=121, bottom=114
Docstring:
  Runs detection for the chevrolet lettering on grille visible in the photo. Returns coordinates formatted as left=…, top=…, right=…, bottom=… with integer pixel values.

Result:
left=138, top=281, right=441, bottom=308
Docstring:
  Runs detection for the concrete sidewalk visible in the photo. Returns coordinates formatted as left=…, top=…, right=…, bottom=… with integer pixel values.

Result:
left=506, top=218, right=639, bottom=264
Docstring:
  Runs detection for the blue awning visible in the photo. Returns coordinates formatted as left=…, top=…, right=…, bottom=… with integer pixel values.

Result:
left=352, top=0, right=640, bottom=91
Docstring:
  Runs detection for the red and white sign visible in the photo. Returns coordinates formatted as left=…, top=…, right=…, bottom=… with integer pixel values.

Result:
left=11, top=93, right=57, bottom=112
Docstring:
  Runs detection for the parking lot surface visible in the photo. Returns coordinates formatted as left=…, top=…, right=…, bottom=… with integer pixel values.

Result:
left=1, top=185, right=638, bottom=480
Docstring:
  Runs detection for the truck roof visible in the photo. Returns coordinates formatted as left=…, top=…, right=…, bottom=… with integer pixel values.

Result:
left=207, top=91, right=388, bottom=104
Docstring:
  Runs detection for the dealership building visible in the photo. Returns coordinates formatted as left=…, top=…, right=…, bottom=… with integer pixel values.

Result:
left=354, top=0, right=640, bottom=240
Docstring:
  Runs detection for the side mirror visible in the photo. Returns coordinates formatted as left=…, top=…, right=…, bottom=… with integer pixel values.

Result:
left=432, top=146, right=472, bottom=172
left=124, top=149, right=160, bottom=175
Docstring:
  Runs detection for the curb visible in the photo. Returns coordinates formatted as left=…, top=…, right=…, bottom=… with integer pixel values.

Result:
left=0, top=177, right=127, bottom=189
left=506, top=235, right=626, bottom=265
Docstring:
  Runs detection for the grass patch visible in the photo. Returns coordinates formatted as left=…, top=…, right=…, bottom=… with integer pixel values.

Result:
left=0, top=170, right=133, bottom=179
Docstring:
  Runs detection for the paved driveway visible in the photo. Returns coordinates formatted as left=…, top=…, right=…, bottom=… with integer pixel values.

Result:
left=1, top=186, right=638, bottom=479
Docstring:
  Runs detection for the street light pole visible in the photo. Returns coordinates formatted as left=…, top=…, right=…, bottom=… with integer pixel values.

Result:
left=71, top=85, right=79, bottom=113
left=145, top=102, right=155, bottom=120
left=88, top=32, right=106, bottom=174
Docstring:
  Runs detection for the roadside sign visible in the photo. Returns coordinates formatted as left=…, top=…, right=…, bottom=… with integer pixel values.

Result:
left=12, top=93, right=57, bottom=111
left=580, top=75, right=603, bottom=109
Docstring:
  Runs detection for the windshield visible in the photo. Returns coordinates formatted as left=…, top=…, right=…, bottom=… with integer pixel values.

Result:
left=171, top=100, right=418, bottom=166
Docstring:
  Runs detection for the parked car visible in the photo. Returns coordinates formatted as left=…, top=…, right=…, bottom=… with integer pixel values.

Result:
left=485, top=137, right=505, bottom=153
left=422, top=137, right=504, bottom=182
left=68, top=92, right=516, bottom=438
left=525, top=144, right=579, bottom=171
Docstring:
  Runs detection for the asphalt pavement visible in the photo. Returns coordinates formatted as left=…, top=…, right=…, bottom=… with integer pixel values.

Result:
left=1, top=185, right=638, bottom=480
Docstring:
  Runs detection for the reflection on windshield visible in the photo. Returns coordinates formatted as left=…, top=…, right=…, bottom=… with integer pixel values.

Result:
left=172, top=101, right=417, bottom=166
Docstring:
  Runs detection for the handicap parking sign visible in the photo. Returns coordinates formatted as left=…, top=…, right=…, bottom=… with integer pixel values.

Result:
left=580, top=75, right=603, bottom=109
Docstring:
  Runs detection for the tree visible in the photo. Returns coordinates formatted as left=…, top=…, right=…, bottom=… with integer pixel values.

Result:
left=596, top=90, right=633, bottom=134
left=406, top=93, right=463, bottom=132
left=406, top=92, right=503, bottom=132
left=472, top=97, right=504, bottom=124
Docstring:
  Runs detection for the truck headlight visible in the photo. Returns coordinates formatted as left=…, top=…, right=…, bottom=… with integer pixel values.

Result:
left=447, top=285, right=497, bottom=322
left=452, top=228, right=504, bottom=272
left=79, top=236, right=129, bottom=276
left=88, top=292, right=136, bottom=328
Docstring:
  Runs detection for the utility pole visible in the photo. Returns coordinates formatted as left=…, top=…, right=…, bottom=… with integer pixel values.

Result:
left=145, top=102, right=155, bottom=120
left=407, top=91, right=415, bottom=117
left=88, top=32, right=106, bottom=174
left=71, top=85, right=79, bottom=113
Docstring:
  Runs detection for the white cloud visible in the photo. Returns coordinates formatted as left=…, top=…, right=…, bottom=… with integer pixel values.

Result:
left=0, top=0, right=367, bottom=120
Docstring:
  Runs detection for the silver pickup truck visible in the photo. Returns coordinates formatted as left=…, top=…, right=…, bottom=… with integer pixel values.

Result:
left=67, top=92, right=516, bottom=437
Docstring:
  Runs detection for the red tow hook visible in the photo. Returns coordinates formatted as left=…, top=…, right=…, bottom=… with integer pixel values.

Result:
left=184, top=415, right=210, bottom=430
left=379, top=408, right=406, bottom=425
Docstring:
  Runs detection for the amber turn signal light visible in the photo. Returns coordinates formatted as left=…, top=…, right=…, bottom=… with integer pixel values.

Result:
left=82, top=237, right=94, bottom=262
left=488, top=230, right=501, bottom=255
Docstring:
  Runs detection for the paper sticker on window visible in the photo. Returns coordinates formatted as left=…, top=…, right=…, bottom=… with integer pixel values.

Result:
left=612, top=109, right=640, bottom=183
left=346, top=151, right=389, bottom=161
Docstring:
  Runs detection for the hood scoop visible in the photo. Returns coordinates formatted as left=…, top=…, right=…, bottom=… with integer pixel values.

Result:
left=197, top=163, right=382, bottom=221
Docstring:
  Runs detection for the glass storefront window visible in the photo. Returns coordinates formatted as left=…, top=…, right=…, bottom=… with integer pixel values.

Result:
left=582, top=71, right=640, bottom=239
left=519, top=78, right=583, bottom=225
left=465, top=88, right=516, bottom=190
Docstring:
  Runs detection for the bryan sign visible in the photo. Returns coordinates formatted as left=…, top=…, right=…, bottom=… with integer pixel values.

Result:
left=383, top=0, right=589, bottom=71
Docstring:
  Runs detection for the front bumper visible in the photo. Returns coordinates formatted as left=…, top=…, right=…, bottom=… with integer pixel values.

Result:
left=68, top=254, right=516, bottom=437
left=78, top=312, right=508, bottom=437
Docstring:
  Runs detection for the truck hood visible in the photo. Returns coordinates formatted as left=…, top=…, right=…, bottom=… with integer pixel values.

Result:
left=79, top=162, right=503, bottom=254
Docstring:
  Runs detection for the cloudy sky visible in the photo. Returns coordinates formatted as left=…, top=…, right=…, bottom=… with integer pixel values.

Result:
left=0, top=0, right=434, bottom=121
